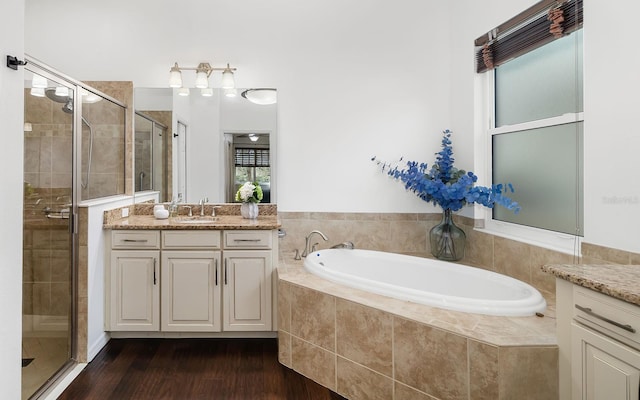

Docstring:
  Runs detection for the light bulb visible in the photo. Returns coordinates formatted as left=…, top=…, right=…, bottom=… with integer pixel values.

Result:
left=32, top=74, right=47, bottom=88
left=177, top=87, right=190, bottom=97
left=169, top=63, right=182, bottom=88
left=195, top=70, right=209, bottom=89
left=55, top=86, right=69, bottom=97
left=221, top=65, right=235, bottom=89
left=200, top=88, right=213, bottom=97
left=30, top=87, right=45, bottom=97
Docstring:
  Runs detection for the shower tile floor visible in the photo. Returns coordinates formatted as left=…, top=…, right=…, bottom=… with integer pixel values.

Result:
left=22, top=336, right=69, bottom=400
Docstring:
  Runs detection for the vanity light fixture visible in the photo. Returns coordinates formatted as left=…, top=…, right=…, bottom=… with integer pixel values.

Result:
left=169, top=61, right=237, bottom=95
left=177, top=87, right=190, bottom=97
left=201, top=88, right=214, bottom=97
left=224, top=88, right=237, bottom=98
left=241, top=88, right=277, bottom=105
left=249, top=134, right=259, bottom=142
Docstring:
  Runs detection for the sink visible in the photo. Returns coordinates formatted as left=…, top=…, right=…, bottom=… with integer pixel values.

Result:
left=173, top=216, right=219, bottom=224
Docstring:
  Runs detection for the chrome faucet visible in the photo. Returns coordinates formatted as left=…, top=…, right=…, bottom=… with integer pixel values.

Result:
left=301, top=230, right=329, bottom=258
left=199, top=197, right=209, bottom=216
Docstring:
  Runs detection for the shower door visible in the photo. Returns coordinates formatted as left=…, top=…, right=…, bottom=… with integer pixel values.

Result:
left=22, top=67, right=76, bottom=399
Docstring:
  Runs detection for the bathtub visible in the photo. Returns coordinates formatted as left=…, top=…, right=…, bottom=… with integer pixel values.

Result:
left=303, top=249, right=546, bottom=317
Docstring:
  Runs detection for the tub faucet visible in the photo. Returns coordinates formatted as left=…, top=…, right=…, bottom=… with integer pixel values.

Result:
left=301, top=230, right=329, bottom=258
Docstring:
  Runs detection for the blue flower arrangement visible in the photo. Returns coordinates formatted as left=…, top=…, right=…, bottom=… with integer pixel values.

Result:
left=373, top=129, right=520, bottom=214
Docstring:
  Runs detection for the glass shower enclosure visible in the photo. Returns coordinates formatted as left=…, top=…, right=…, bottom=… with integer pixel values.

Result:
left=22, top=58, right=126, bottom=399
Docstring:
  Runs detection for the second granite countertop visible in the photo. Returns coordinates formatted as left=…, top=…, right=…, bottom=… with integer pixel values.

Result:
left=542, top=263, right=640, bottom=307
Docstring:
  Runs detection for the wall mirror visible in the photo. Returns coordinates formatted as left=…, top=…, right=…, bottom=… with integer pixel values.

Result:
left=134, top=88, right=277, bottom=204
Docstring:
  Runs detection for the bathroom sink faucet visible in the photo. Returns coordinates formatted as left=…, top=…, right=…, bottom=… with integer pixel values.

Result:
left=199, top=197, right=209, bottom=216
left=301, top=230, right=329, bottom=258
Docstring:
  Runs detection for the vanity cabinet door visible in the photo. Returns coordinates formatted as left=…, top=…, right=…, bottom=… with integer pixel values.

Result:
left=223, top=250, right=272, bottom=331
left=161, top=251, right=222, bottom=332
left=572, top=322, right=640, bottom=400
left=108, top=250, right=160, bottom=331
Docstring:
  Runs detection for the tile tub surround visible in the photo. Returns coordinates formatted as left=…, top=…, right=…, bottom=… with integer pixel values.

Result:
left=277, top=211, right=579, bottom=297
left=278, top=259, right=559, bottom=400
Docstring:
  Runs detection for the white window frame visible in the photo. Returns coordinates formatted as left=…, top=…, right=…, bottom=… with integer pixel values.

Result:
left=474, top=70, right=584, bottom=256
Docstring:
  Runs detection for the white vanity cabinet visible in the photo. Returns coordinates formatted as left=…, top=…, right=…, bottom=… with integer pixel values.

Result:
left=161, top=231, right=221, bottom=332
left=107, top=228, right=276, bottom=334
left=222, top=230, right=273, bottom=331
left=569, top=286, right=640, bottom=400
left=108, top=231, right=160, bottom=331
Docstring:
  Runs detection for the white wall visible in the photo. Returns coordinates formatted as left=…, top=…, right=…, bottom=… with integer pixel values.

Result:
left=24, top=0, right=452, bottom=214
left=581, top=0, right=640, bottom=253
left=188, top=93, right=222, bottom=203
left=0, top=0, right=24, bottom=397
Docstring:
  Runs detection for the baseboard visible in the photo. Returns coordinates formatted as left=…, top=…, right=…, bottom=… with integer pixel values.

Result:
left=87, top=332, right=110, bottom=362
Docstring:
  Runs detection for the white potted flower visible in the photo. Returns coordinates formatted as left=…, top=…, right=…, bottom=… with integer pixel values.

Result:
left=235, top=181, right=263, bottom=219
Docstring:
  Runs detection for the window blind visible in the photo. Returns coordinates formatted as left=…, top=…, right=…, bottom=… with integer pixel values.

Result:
left=475, top=0, right=583, bottom=73
left=234, top=148, right=270, bottom=167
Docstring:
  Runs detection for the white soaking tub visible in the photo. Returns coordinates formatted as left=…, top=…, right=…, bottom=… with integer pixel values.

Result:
left=303, top=249, right=546, bottom=317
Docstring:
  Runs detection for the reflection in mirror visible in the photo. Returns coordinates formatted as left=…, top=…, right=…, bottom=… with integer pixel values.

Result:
left=225, top=133, right=270, bottom=203
left=134, top=88, right=276, bottom=204
left=134, top=112, right=168, bottom=200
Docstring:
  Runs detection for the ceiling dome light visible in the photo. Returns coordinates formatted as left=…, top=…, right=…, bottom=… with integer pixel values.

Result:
left=177, top=87, right=190, bottom=97
left=241, top=88, right=277, bottom=105
left=221, top=64, right=235, bottom=89
left=32, top=74, right=47, bottom=88
left=201, top=88, right=214, bottom=97
left=169, top=63, right=182, bottom=88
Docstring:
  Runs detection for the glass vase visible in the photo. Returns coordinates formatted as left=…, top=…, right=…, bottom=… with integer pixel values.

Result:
left=240, top=202, right=259, bottom=219
left=429, top=209, right=466, bottom=261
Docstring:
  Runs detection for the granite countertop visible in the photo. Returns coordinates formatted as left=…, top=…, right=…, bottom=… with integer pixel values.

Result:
left=103, top=203, right=281, bottom=230
left=542, top=264, right=640, bottom=307
left=104, top=214, right=280, bottom=230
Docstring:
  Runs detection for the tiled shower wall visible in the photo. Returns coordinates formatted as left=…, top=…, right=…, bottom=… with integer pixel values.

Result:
left=278, top=211, right=640, bottom=296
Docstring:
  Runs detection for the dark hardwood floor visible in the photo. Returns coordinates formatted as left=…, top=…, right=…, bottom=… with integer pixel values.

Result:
left=59, top=338, right=347, bottom=400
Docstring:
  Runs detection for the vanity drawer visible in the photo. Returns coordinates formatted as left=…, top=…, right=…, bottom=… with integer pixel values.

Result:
left=224, top=230, right=272, bottom=249
left=162, top=231, right=221, bottom=249
left=111, top=230, right=160, bottom=249
left=573, top=286, right=640, bottom=349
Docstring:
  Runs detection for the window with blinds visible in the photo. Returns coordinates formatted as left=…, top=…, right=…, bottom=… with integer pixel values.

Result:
left=476, top=0, right=584, bottom=242
left=234, top=148, right=270, bottom=167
